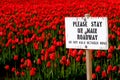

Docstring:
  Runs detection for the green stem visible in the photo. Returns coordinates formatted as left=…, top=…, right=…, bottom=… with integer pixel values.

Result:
left=61, top=65, right=64, bottom=78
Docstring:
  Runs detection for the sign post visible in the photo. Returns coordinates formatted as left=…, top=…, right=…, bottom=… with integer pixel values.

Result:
left=65, top=14, right=108, bottom=80
left=86, top=49, right=92, bottom=80
left=85, top=14, right=92, bottom=80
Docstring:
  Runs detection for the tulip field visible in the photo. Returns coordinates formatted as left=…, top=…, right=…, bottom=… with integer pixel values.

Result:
left=0, top=0, right=120, bottom=80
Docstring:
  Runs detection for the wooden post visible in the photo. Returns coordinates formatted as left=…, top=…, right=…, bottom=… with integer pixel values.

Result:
left=85, top=14, right=92, bottom=80
left=86, top=50, right=92, bottom=80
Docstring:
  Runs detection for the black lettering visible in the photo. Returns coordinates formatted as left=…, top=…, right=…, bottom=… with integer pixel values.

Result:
left=77, top=28, right=83, bottom=33
left=91, top=21, right=102, bottom=27
left=99, top=22, right=102, bottom=27
left=77, top=34, right=98, bottom=40
left=100, top=42, right=107, bottom=45
left=69, top=41, right=72, bottom=43
left=86, top=28, right=97, bottom=34
left=94, top=21, right=96, bottom=26
left=73, top=41, right=78, bottom=44
left=73, top=22, right=76, bottom=27
left=73, top=21, right=87, bottom=27
left=87, top=41, right=98, bottom=45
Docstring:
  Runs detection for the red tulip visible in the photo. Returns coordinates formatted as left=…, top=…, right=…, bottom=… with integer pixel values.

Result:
left=44, top=40, right=48, bottom=48
left=15, top=38, right=19, bottom=43
left=16, top=71, right=20, bottom=76
left=20, top=64, right=26, bottom=69
left=13, top=55, right=18, bottom=61
left=8, top=32, right=13, bottom=39
left=102, top=70, right=107, bottom=78
left=21, top=71, right=25, bottom=76
left=109, top=77, right=112, bottom=80
left=6, top=39, right=12, bottom=47
left=107, top=65, right=112, bottom=74
left=78, top=50, right=84, bottom=56
left=101, top=51, right=106, bottom=57
left=96, top=51, right=101, bottom=58
left=25, top=59, right=32, bottom=68
left=41, top=49, right=45, bottom=55
left=23, top=29, right=30, bottom=37
left=92, top=73, right=96, bottom=79
left=111, top=34, right=115, bottom=40
left=118, top=69, right=120, bottom=74
left=0, top=31, right=3, bottom=36
left=56, top=41, right=63, bottom=47
left=71, top=49, right=77, bottom=57
left=107, top=53, right=112, bottom=59
left=49, top=53, right=56, bottom=61
left=33, top=43, right=39, bottom=50
left=61, top=56, right=67, bottom=62
left=12, top=39, right=16, bottom=45
left=21, top=58, right=25, bottom=63
left=58, top=30, right=62, bottom=35
left=82, top=57, right=86, bottom=62
left=45, top=51, right=49, bottom=61
left=60, top=56, right=67, bottom=65
left=37, top=58, right=42, bottom=65
left=95, top=65, right=101, bottom=73
left=108, top=34, right=112, bottom=39
left=12, top=45, right=16, bottom=49
left=57, top=53, right=60, bottom=58
left=118, top=45, right=120, bottom=50
left=108, top=46, right=114, bottom=53
left=19, top=40, right=23, bottom=45
left=52, top=25, right=56, bottom=30
left=112, top=66, right=117, bottom=72
left=27, top=52, right=31, bottom=58
left=30, top=67, right=36, bottom=76
left=11, top=67, right=16, bottom=72
left=48, top=45, right=56, bottom=52
left=76, top=56, right=80, bottom=62
left=66, top=59, right=70, bottom=66
left=41, top=55, right=45, bottom=61
left=46, top=61, right=51, bottom=68
left=60, top=59, right=64, bottom=65
left=5, top=65, right=10, bottom=70
left=117, top=31, right=120, bottom=36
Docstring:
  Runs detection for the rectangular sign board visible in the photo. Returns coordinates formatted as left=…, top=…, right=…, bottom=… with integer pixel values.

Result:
left=65, top=17, right=108, bottom=50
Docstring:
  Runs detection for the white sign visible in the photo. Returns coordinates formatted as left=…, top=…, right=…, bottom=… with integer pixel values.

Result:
left=65, top=17, right=108, bottom=50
